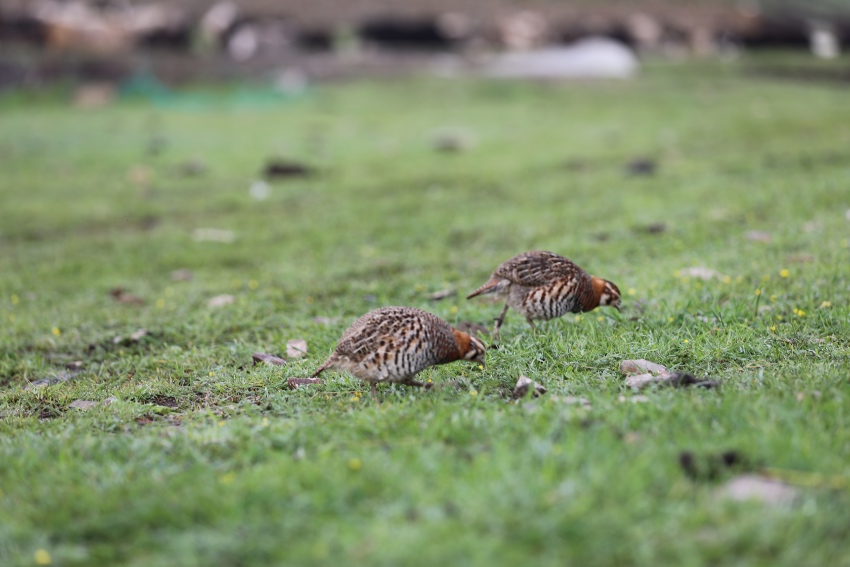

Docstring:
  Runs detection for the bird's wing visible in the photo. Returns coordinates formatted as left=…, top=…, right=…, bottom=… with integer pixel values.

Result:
left=494, top=251, right=582, bottom=287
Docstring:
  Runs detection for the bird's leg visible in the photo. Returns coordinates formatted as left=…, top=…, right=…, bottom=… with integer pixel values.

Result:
left=492, top=303, right=509, bottom=343
left=526, top=317, right=537, bottom=334
left=371, top=382, right=379, bottom=403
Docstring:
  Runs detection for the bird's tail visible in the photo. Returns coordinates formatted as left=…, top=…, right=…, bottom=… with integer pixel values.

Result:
left=467, top=278, right=504, bottom=299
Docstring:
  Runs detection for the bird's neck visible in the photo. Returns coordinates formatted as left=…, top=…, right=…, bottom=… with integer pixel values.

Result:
left=582, top=276, right=607, bottom=311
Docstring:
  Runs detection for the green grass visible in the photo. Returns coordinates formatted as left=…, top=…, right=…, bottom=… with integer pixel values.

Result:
left=1, top=58, right=850, bottom=566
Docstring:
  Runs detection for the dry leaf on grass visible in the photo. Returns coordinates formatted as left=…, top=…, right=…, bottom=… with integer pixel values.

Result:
left=286, top=339, right=308, bottom=358
left=252, top=353, right=287, bottom=366
left=110, top=287, right=144, bottom=305
left=288, top=378, right=322, bottom=389
left=513, top=375, right=547, bottom=399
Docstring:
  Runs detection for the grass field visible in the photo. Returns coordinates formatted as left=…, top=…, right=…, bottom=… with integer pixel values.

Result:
left=1, top=57, right=849, bottom=566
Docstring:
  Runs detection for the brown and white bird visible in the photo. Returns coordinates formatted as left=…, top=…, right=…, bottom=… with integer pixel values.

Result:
left=467, top=250, right=621, bottom=339
left=310, top=306, right=487, bottom=399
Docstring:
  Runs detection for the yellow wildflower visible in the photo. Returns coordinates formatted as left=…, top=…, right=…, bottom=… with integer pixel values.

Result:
left=11, top=294, right=19, bottom=305
left=51, top=327, right=60, bottom=336
left=780, top=269, right=790, bottom=278
left=819, top=301, right=832, bottom=309
left=348, top=458, right=362, bottom=471
left=34, top=549, right=51, bottom=565
left=248, top=279, right=259, bottom=289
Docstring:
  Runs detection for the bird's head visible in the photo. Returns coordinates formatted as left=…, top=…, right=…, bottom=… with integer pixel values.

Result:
left=591, top=277, right=622, bottom=311
left=453, top=329, right=488, bottom=366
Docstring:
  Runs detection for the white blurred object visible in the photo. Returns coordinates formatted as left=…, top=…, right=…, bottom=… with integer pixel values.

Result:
left=199, top=1, right=238, bottom=44
left=249, top=180, right=271, bottom=201
left=274, top=68, right=308, bottom=95
left=809, top=21, right=840, bottom=59
left=483, top=37, right=638, bottom=79
left=192, top=228, right=236, bottom=243
left=228, top=24, right=259, bottom=61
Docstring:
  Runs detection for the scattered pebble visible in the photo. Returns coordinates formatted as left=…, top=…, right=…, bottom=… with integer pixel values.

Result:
left=513, top=375, right=547, bottom=399
left=249, top=180, right=271, bottom=201
left=286, top=339, right=308, bottom=358
left=26, top=372, right=76, bottom=390
left=718, top=474, right=798, bottom=505
left=113, top=329, right=148, bottom=345
left=69, top=400, right=99, bottom=410
left=288, top=378, right=322, bottom=389
left=252, top=353, right=287, bottom=366
left=619, top=359, right=668, bottom=376
left=207, top=294, right=235, bottom=308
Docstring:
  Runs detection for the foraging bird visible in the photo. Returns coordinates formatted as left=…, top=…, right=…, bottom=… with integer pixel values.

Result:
left=467, top=250, right=621, bottom=340
left=310, top=306, right=487, bottom=399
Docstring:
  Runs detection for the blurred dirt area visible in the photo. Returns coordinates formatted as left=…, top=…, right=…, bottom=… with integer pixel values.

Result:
left=1, top=0, right=848, bottom=90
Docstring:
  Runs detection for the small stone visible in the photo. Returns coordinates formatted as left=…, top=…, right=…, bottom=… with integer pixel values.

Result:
left=69, top=400, right=99, bottom=410
left=625, top=373, right=664, bottom=389
left=286, top=339, right=308, bottom=358
left=619, top=359, right=668, bottom=375
left=129, top=329, right=148, bottom=341
left=252, top=353, right=287, bottom=366
left=288, top=378, right=322, bottom=389
left=513, top=375, right=547, bottom=399
left=207, top=294, right=235, bottom=308
left=718, top=474, right=798, bottom=505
